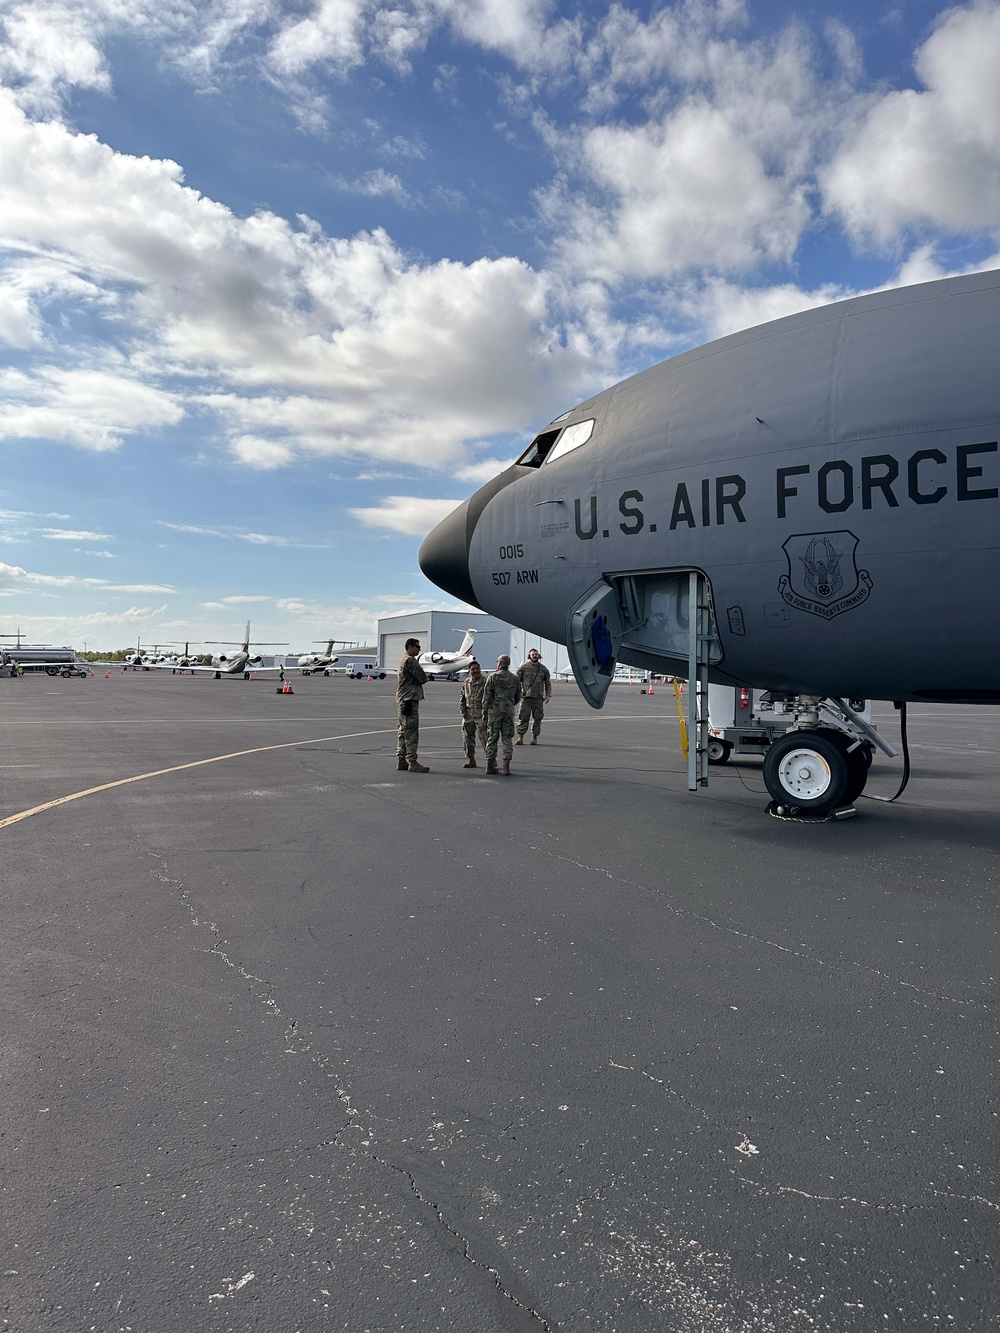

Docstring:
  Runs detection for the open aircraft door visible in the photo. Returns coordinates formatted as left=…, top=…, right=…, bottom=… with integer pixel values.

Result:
left=566, top=581, right=629, bottom=709
left=567, top=569, right=721, bottom=790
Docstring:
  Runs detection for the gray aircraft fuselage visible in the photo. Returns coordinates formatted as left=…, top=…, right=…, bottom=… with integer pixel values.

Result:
left=420, top=269, right=1000, bottom=705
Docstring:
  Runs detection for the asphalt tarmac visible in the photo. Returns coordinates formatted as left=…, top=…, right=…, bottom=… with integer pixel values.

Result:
left=1, top=671, right=998, bottom=1332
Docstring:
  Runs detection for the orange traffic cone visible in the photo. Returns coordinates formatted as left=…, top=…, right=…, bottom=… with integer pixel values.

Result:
left=104, top=671, right=111, bottom=678
left=283, top=682, right=294, bottom=694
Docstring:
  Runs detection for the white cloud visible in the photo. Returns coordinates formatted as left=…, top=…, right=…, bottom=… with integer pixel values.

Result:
left=220, top=594, right=271, bottom=603
left=0, top=1, right=112, bottom=114
left=3, top=606, right=170, bottom=643
left=891, top=244, right=1000, bottom=287
left=159, top=521, right=219, bottom=537
left=0, top=560, right=173, bottom=592
left=684, top=277, right=855, bottom=341
left=822, top=2, right=1000, bottom=244
left=430, top=0, right=579, bottom=71
left=158, top=520, right=326, bottom=548
left=340, top=168, right=416, bottom=206
left=240, top=532, right=294, bottom=546
left=539, top=12, right=835, bottom=286
left=264, top=0, right=578, bottom=92
left=0, top=1, right=273, bottom=113
left=0, top=268, right=43, bottom=346
left=550, top=103, right=809, bottom=282
left=40, top=528, right=111, bottom=541
left=350, top=495, right=463, bottom=536
left=3, top=0, right=999, bottom=522
left=0, top=364, right=182, bottom=451
left=229, top=435, right=295, bottom=470
left=268, top=0, right=369, bottom=77
left=0, top=91, right=603, bottom=471
left=97, top=583, right=175, bottom=593
left=454, top=456, right=512, bottom=483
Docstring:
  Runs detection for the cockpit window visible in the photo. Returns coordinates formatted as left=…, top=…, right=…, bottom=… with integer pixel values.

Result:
left=516, top=428, right=562, bottom=468
left=544, top=418, right=594, bottom=464
left=550, top=410, right=572, bottom=424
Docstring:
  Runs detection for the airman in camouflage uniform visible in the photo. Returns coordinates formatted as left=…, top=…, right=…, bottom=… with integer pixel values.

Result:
left=515, top=648, right=552, bottom=744
left=396, top=638, right=429, bottom=772
left=482, top=654, right=521, bottom=775
left=459, top=660, right=488, bottom=768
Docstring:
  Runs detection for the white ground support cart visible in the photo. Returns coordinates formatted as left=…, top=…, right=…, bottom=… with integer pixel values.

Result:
left=706, top=684, right=874, bottom=766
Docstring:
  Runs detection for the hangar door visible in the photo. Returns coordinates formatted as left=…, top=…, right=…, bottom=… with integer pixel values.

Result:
left=381, top=633, right=415, bottom=668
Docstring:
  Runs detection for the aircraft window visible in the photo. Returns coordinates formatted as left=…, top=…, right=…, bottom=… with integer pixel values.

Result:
left=516, top=429, right=562, bottom=468
left=550, top=410, right=572, bottom=424
left=545, top=418, right=594, bottom=463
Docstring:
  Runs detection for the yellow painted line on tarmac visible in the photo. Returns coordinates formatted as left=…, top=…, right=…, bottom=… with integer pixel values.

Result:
left=0, top=724, right=444, bottom=832
left=0, top=710, right=677, bottom=832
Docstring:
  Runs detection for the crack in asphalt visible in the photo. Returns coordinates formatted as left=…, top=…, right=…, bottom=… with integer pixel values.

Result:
left=608, top=1060, right=712, bottom=1124
left=541, top=849, right=995, bottom=1012
left=930, top=1188, right=1000, bottom=1212
left=735, top=1173, right=915, bottom=1214
left=145, top=846, right=553, bottom=1329
left=383, top=1158, right=555, bottom=1330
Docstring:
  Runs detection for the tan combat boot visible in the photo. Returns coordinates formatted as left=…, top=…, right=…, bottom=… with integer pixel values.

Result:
left=485, top=760, right=498, bottom=774
left=502, top=759, right=511, bottom=776
left=515, top=735, right=524, bottom=745
left=463, top=757, right=477, bottom=768
left=407, top=760, right=430, bottom=773
left=397, top=757, right=408, bottom=770
left=530, top=737, right=538, bottom=745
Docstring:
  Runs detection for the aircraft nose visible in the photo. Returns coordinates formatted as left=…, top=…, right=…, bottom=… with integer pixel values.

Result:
left=419, top=498, right=480, bottom=608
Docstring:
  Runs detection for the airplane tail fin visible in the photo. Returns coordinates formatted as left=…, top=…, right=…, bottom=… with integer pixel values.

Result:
left=458, top=628, right=477, bottom=656
left=243, top=620, right=251, bottom=652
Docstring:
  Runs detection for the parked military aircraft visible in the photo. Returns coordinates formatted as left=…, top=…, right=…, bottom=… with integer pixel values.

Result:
left=420, top=268, right=1000, bottom=816
left=418, top=629, right=478, bottom=680
left=155, top=622, right=286, bottom=679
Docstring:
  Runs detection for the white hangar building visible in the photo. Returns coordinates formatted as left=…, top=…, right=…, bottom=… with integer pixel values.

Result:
left=377, top=610, right=571, bottom=676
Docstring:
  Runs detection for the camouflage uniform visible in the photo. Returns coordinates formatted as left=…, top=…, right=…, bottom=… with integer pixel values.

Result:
left=459, top=673, right=488, bottom=759
left=396, top=654, right=427, bottom=763
left=516, top=659, right=552, bottom=740
left=483, top=667, right=521, bottom=764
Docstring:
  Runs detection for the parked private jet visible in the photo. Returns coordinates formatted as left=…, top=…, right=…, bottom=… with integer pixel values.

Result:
left=156, top=622, right=286, bottom=679
left=297, top=639, right=350, bottom=675
left=160, top=641, right=206, bottom=669
left=418, top=629, right=478, bottom=680
left=124, top=641, right=175, bottom=668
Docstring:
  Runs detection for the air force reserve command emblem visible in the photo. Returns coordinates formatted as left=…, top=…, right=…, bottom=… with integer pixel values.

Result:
left=779, top=531, right=872, bottom=619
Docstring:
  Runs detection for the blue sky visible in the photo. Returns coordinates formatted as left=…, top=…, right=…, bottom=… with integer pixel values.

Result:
left=1, top=0, right=999, bottom=653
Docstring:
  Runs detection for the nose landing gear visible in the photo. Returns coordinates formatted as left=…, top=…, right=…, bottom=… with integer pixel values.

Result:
left=760, top=696, right=887, bottom=817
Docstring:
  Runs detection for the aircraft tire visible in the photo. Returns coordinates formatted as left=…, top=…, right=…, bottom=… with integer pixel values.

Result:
left=323, top=670, right=330, bottom=677
left=762, top=730, right=849, bottom=814
left=214, top=671, right=222, bottom=680
left=707, top=738, right=731, bottom=765
left=829, top=734, right=874, bottom=803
